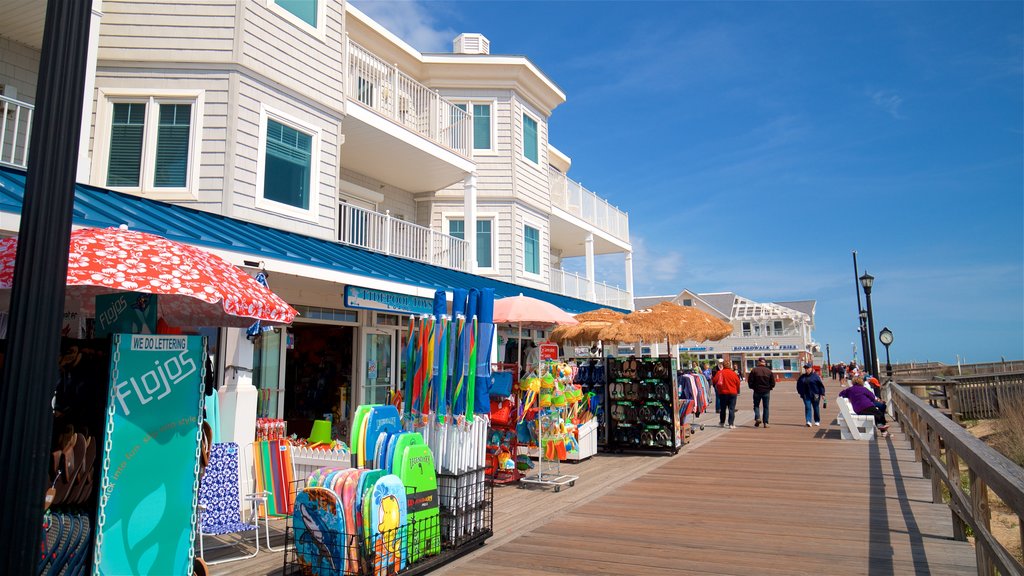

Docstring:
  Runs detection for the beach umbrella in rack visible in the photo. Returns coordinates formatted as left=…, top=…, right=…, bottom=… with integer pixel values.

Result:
left=0, top=226, right=297, bottom=328
left=493, top=294, right=579, bottom=376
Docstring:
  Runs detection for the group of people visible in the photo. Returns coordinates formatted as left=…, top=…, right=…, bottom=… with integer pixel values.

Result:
left=704, top=358, right=890, bottom=435
left=827, top=361, right=862, bottom=382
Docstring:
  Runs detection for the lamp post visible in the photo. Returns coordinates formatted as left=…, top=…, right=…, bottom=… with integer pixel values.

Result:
left=826, top=343, right=831, bottom=370
left=860, top=272, right=878, bottom=377
left=858, top=310, right=868, bottom=368
left=879, top=327, right=894, bottom=382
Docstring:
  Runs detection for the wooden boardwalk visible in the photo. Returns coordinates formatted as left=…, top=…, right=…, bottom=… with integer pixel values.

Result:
left=212, top=379, right=976, bottom=575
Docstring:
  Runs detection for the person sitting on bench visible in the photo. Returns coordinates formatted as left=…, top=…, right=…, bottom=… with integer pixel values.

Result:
left=839, top=376, right=889, bottom=436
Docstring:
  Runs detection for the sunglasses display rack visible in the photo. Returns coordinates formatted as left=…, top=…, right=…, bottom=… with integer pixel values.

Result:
left=572, top=358, right=607, bottom=447
left=604, top=356, right=681, bottom=456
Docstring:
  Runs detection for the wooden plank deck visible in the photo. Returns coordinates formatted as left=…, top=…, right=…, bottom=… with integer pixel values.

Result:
left=211, top=379, right=976, bottom=575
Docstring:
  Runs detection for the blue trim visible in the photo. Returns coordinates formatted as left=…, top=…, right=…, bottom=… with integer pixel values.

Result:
left=0, top=165, right=626, bottom=314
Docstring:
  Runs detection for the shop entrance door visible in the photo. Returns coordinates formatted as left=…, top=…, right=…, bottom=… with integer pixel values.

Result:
left=364, top=331, right=394, bottom=405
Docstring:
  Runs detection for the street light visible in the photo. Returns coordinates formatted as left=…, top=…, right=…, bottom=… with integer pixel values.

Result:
left=826, top=343, right=831, bottom=369
left=858, top=310, right=869, bottom=368
left=860, top=272, right=878, bottom=377
left=879, top=327, right=894, bottom=381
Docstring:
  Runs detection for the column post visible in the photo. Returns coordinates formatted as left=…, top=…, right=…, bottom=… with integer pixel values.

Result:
left=464, top=173, right=478, bottom=273
left=585, top=232, right=596, bottom=302
left=624, top=251, right=634, bottom=310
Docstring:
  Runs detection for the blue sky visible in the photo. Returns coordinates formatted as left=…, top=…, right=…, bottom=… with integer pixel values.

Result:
left=353, top=1, right=1024, bottom=364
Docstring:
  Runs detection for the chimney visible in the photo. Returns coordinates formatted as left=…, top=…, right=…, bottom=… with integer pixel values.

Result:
left=453, top=33, right=490, bottom=55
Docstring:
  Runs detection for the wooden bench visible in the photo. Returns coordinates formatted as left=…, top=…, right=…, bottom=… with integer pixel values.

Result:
left=837, top=396, right=876, bottom=440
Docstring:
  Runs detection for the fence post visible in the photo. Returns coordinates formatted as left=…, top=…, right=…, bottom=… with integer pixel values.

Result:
left=383, top=211, right=392, bottom=256
left=945, top=448, right=968, bottom=541
left=969, top=469, right=994, bottom=575
left=928, top=427, right=942, bottom=503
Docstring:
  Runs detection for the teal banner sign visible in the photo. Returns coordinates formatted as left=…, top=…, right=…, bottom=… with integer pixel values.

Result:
left=344, top=285, right=433, bottom=315
left=94, top=334, right=206, bottom=576
left=95, top=292, right=158, bottom=337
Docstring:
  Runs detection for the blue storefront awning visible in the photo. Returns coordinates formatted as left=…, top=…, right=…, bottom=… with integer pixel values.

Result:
left=0, top=166, right=626, bottom=314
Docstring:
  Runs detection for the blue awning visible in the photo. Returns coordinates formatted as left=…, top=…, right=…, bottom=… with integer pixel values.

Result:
left=0, top=165, right=626, bottom=314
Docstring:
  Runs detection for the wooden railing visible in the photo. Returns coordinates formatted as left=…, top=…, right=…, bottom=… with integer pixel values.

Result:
left=889, top=381, right=1024, bottom=576
left=338, top=203, right=468, bottom=271
left=0, top=94, right=33, bottom=169
left=922, top=371, right=1024, bottom=421
left=895, top=360, right=1024, bottom=379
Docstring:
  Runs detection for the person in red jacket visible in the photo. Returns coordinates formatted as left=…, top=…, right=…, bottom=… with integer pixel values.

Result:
left=712, top=363, right=741, bottom=429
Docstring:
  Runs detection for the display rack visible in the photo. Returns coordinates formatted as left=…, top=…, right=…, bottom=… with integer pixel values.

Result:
left=518, top=406, right=578, bottom=492
left=573, top=358, right=607, bottom=447
left=486, top=363, right=522, bottom=485
left=604, top=356, right=680, bottom=455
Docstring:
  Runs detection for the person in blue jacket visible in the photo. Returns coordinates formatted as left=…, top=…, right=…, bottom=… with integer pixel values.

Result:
left=796, top=362, right=826, bottom=427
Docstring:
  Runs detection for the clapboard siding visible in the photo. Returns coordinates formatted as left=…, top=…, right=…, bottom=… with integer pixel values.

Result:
left=230, top=75, right=341, bottom=240
left=239, top=0, right=345, bottom=114
left=0, top=35, right=40, bottom=104
left=341, top=169, right=418, bottom=223
left=511, top=97, right=551, bottom=214
left=421, top=200, right=514, bottom=279
left=98, top=1, right=237, bottom=63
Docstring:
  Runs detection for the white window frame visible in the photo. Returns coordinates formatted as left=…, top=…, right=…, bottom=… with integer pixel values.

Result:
left=255, top=104, right=322, bottom=222
left=451, top=99, right=497, bottom=155
left=521, top=108, right=541, bottom=166
left=441, top=210, right=499, bottom=274
left=521, top=219, right=544, bottom=280
left=267, top=0, right=326, bottom=40
left=92, top=88, right=205, bottom=201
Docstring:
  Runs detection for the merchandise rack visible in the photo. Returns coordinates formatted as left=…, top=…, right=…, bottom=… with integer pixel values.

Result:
left=604, top=356, right=681, bottom=455
left=573, top=357, right=607, bottom=447
left=518, top=407, right=578, bottom=492
left=486, top=363, right=522, bottom=485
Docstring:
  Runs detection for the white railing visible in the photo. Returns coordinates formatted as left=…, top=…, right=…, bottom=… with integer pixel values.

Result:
left=741, top=329, right=801, bottom=338
left=346, top=39, right=471, bottom=157
left=0, top=95, right=33, bottom=169
left=338, top=203, right=468, bottom=271
left=550, top=268, right=632, bottom=309
left=549, top=167, right=630, bottom=242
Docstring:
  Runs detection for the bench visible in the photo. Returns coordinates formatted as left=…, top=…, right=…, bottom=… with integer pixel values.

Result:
left=837, top=396, right=876, bottom=440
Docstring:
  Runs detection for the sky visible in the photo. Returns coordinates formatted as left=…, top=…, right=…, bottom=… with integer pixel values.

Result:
left=352, top=0, right=1024, bottom=365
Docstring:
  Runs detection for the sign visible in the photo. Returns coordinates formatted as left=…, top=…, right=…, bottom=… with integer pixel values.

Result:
left=344, top=286, right=433, bottom=315
left=539, top=342, right=559, bottom=361
left=733, top=344, right=798, bottom=352
left=94, top=334, right=206, bottom=576
left=95, top=292, right=158, bottom=337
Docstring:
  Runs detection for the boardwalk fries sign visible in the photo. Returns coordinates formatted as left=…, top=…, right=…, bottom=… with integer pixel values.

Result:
left=94, top=334, right=206, bottom=576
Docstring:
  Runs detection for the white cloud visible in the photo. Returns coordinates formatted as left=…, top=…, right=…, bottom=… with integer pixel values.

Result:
left=630, top=235, right=684, bottom=294
left=870, top=89, right=905, bottom=119
left=350, top=0, right=455, bottom=53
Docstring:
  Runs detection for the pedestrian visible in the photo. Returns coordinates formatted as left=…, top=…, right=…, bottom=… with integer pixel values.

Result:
left=747, top=357, right=776, bottom=428
left=837, top=362, right=846, bottom=383
left=839, top=376, right=890, bottom=436
left=796, top=362, right=826, bottom=427
left=712, top=361, right=741, bottom=429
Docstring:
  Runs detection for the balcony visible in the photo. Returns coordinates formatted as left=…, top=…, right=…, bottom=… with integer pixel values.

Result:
left=550, top=268, right=632, bottom=310
left=338, top=203, right=468, bottom=271
left=0, top=95, right=33, bottom=169
left=549, top=167, right=629, bottom=243
left=341, top=39, right=474, bottom=193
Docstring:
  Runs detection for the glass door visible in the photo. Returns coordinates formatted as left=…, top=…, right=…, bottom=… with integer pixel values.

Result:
left=364, top=331, right=393, bottom=405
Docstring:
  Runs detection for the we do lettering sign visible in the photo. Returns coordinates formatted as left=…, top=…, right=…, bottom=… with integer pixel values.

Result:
left=94, top=334, right=206, bottom=576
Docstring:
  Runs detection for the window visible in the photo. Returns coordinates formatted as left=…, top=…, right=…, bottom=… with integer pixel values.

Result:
left=264, top=119, right=313, bottom=210
left=742, top=321, right=752, bottom=336
left=454, top=103, right=492, bottom=151
left=773, top=320, right=784, bottom=334
left=105, top=99, right=195, bottom=191
left=682, top=299, right=693, bottom=307
left=273, top=0, right=317, bottom=27
left=524, top=225, right=540, bottom=274
left=449, top=218, right=494, bottom=269
left=522, top=113, right=538, bottom=163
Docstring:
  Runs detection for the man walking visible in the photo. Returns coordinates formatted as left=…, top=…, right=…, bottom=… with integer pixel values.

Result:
left=796, top=362, right=826, bottom=427
left=712, top=361, right=741, bottom=429
left=747, top=357, right=776, bottom=428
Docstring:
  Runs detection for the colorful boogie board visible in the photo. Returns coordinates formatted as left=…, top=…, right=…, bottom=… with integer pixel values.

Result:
left=388, top=433, right=425, bottom=477
left=293, top=488, right=347, bottom=576
left=363, top=474, right=408, bottom=575
left=362, top=405, right=401, bottom=468
left=397, top=444, right=440, bottom=562
left=351, top=405, right=376, bottom=467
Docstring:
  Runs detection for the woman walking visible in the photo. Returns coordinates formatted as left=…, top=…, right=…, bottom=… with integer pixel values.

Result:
left=796, top=362, right=826, bottom=427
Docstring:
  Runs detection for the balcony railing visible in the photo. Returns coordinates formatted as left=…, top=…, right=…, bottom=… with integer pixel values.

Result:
left=550, top=268, right=632, bottom=310
left=549, top=167, right=630, bottom=242
left=0, top=95, right=33, bottom=169
left=338, top=203, right=468, bottom=271
left=740, top=329, right=801, bottom=338
left=346, top=39, right=471, bottom=157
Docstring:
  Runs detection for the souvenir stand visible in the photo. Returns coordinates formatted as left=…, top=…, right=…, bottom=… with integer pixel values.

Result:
left=604, top=356, right=682, bottom=455
left=677, top=368, right=712, bottom=441
left=517, top=363, right=579, bottom=492
left=486, top=363, right=521, bottom=484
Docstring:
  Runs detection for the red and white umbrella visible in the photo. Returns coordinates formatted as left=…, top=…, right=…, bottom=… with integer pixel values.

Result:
left=0, top=226, right=297, bottom=328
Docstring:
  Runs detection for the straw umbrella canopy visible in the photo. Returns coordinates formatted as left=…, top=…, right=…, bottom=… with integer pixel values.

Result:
left=597, top=301, right=733, bottom=345
left=549, top=308, right=626, bottom=344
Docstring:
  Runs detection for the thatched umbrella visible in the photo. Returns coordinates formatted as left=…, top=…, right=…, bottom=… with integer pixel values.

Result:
left=549, top=308, right=626, bottom=344
left=597, top=301, right=733, bottom=347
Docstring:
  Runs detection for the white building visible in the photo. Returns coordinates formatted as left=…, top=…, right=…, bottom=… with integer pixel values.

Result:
left=0, top=1, right=633, bottom=444
left=633, top=290, right=819, bottom=381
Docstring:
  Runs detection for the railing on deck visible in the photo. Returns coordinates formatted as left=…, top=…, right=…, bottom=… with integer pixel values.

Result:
left=550, top=268, right=631, bottom=309
left=548, top=168, right=629, bottom=242
left=889, top=381, right=1024, bottom=576
left=921, top=371, right=1024, bottom=422
left=338, top=203, right=468, bottom=271
left=346, top=39, right=471, bottom=157
left=0, top=95, right=33, bottom=169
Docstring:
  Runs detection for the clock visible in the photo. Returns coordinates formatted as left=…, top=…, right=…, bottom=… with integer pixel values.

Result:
left=879, top=328, right=893, bottom=346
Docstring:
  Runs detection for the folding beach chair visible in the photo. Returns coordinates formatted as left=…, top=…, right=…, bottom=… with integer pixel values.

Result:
left=197, top=442, right=268, bottom=564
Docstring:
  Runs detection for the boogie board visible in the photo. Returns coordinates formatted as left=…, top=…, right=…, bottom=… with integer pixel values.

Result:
left=384, top=432, right=407, bottom=474
left=293, top=488, right=346, bottom=576
left=351, top=405, right=376, bottom=466
left=363, top=474, right=408, bottom=575
left=340, top=469, right=365, bottom=574
left=355, top=469, right=387, bottom=561
left=397, top=444, right=440, bottom=562
left=389, top=433, right=425, bottom=478
left=362, top=405, right=401, bottom=468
